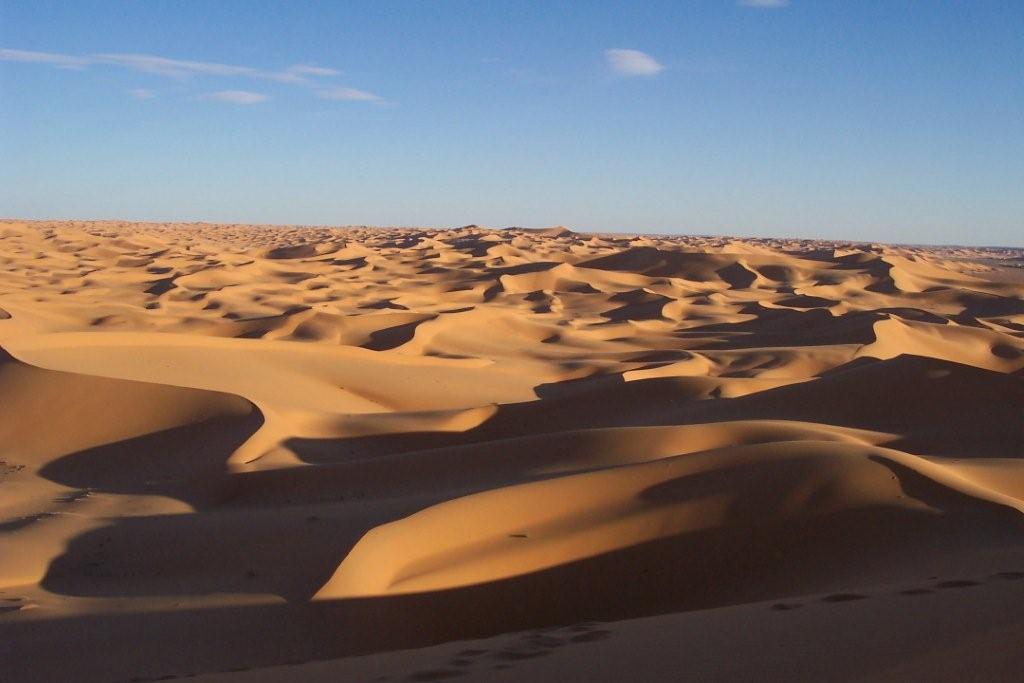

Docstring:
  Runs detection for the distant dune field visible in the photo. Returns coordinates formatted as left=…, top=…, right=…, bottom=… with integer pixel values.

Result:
left=1, top=219, right=1022, bottom=682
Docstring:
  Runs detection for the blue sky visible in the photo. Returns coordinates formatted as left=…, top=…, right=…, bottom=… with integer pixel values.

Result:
left=2, top=1, right=1022, bottom=246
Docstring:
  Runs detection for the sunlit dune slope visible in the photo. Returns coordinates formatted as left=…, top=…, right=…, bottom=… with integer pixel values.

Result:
left=1, top=219, right=1022, bottom=682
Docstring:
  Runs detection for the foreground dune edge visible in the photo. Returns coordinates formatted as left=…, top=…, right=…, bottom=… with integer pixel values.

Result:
left=1, top=220, right=1022, bottom=682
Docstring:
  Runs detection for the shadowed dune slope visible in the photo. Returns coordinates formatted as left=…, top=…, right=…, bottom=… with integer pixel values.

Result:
left=0, top=219, right=1022, bottom=682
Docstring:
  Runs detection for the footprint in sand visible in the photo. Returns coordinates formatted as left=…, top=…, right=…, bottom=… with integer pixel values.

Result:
left=489, top=649, right=549, bottom=662
left=406, top=623, right=612, bottom=679
left=820, top=592, right=868, bottom=603
left=569, top=630, right=611, bottom=642
left=771, top=569, right=1024, bottom=612
left=770, top=602, right=802, bottom=611
left=935, top=579, right=980, bottom=589
left=993, top=571, right=1024, bottom=581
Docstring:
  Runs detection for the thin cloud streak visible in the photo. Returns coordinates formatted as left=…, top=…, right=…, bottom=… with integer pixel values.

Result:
left=605, top=49, right=664, bottom=77
left=0, top=47, right=90, bottom=69
left=288, top=64, right=341, bottom=77
left=94, top=53, right=257, bottom=79
left=1, top=47, right=343, bottom=86
left=316, top=86, right=384, bottom=102
left=92, top=53, right=338, bottom=85
left=128, top=88, right=156, bottom=100
left=0, top=47, right=385, bottom=104
left=204, top=90, right=269, bottom=104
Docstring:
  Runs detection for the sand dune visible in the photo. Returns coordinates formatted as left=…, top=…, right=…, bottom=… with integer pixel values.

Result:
left=0, top=219, right=1022, bottom=682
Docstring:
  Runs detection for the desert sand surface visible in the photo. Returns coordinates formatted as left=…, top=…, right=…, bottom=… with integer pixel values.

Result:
left=1, top=219, right=1022, bottom=682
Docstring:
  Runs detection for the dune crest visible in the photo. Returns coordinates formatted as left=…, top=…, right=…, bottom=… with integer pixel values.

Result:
left=1, top=219, right=1022, bottom=682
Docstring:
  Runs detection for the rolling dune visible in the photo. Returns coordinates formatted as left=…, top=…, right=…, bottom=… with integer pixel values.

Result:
left=1, top=219, right=1022, bottom=682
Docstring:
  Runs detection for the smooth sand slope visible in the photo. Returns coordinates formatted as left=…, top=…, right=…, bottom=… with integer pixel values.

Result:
left=0, top=219, right=1022, bottom=681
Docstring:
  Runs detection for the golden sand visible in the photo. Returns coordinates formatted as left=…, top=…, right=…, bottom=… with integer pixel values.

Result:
left=1, top=219, right=1022, bottom=681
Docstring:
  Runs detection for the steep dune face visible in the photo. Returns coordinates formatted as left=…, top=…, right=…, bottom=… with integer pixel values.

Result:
left=0, top=346, right=260, bottom=588
left=316, top=441, right=1022, bottom=599
left=0, top=219, right=1023, bottom=682
left=862, top=316, right=1024, bottom=372
left=0, top=348, right=254, bottom=464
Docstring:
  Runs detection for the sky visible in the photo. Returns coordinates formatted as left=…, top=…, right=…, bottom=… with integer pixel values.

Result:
left=1, top=1, right=1022, bottom=247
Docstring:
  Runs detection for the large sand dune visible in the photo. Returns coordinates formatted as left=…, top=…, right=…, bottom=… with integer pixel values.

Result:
left=1, top=220, right=1022, bottom=681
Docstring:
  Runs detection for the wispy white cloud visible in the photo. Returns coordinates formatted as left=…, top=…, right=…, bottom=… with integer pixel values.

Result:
left=287, top=64, right=341, bottom=77
left=91, top=54, right=342, bottom=86
left=738, top=0, right=790, bottom=8
left=605, top=49, right=664, bottom=77
left=204, top=90, right=269, bottom=104
left=316, top=86, right=384, bottom=103
left=1, top=47, right=344, bottom=84
left=262, top=65, right=343, bottom=85
left=94, top=53, right=257, bottom=79
left=0, top=47, right=90, bottom=69
left=129, top=88, right=156, bottom=100
left=0, top=47, right=385, bottom=104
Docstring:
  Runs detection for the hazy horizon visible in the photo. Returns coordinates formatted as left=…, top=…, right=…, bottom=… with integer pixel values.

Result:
left=5, top=215, right=1024, bottom=251
left=3, top=1, right=1022, bottom=247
